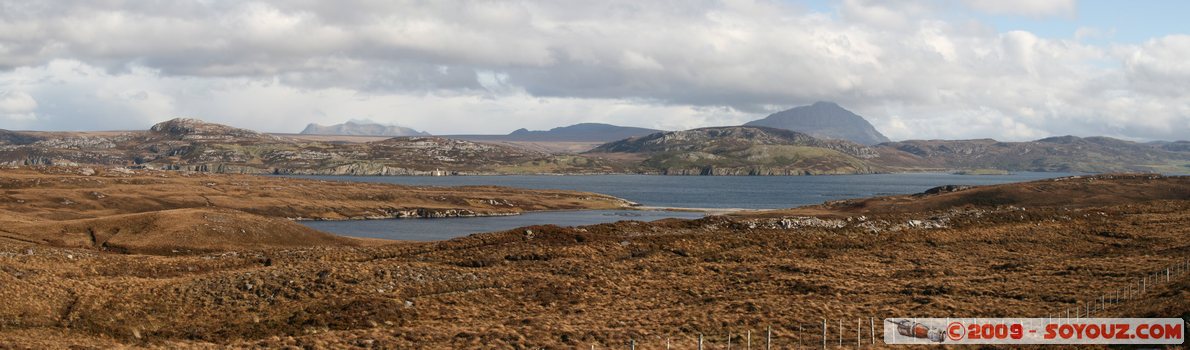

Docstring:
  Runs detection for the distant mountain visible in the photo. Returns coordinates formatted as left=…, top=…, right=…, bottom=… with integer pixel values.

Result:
left=505, top=123, right=661, bottom=142
left=3, top=117, right=1186, bottom=175
left=300, top=121, right=429, bottom=137
left=745, top=101, right=891, bottom=145
left=874, top=135, right=1190, bottom=173
left=448, top=123, right=661, bottom=143
left=588, top=126, right=880, bottom=175
left=0, top=118, right=623, bottom=175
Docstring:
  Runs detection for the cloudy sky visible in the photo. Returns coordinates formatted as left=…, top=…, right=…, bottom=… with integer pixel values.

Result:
left=0, top=0, right=1187, bottom=141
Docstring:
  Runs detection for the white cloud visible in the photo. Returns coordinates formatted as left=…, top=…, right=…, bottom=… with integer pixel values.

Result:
left=0, top=0, right=1185, bottom=142
left=1120, top=35, right=1190, bottom=96
left=0, top=90, right=38, bottom=121
left=961, top=0, right=1077, bottom=18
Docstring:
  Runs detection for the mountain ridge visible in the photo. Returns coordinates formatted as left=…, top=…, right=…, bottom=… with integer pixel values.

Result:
left=0, top=117, right=1186, bottom=175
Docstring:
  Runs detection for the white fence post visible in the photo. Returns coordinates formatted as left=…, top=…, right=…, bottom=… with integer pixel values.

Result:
left=838, top=320, right=843, bottom=347
left=870, top=317, right=875, bottom=345
left=822, top=319, right=827, bottom=350
left=856, top=318, right=861, bottom=348
left=766, top=325, right=771, bottom=350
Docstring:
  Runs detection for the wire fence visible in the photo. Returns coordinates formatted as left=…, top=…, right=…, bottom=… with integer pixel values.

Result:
left=591, top=258, right=1189, bottom=349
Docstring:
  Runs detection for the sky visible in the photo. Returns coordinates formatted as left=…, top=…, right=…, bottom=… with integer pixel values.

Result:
left=0, top=0, right=1187, bottom=141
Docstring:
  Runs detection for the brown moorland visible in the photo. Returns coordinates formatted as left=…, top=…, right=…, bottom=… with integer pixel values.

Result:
left=0, top=166, right=632, bottom=253
left=737, top=173, right=1190, bottom=217
left=0, top=173, right=1186, bottom=348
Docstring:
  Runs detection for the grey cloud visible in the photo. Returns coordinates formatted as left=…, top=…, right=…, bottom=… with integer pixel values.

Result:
left=0, top=0, right=1186, bottom=141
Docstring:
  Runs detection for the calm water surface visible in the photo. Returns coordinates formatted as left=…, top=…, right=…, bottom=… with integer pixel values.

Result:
left=292, top=172, right=1076, bottom=240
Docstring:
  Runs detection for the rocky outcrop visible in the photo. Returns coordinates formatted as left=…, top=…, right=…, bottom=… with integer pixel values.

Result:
left=150, top=118, right=276, bottom=141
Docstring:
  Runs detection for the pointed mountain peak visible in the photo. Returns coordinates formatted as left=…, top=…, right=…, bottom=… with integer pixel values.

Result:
left=743, top=102, right=891, bottom=145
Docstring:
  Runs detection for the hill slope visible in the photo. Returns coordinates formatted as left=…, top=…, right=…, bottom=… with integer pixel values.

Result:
left=588, top=126, right=880, bottom=175
left=0, top=208, right=360, bottom=254
left=874, top=136, right=1190, bottom=173
left=744, top=173, right=1190, bottom=217
left=745, top=101, right=891, bottom=145
left=448, top=123, right=661, bottom=143
left=503, top=123, right=662, bottom=142
left=0, top=174, right=1185, bottom=347
left=4, top=119, right=1186, bottom=175
left=0, top=166, right=633, bottom=253
left=0, top=118, right=624, bottom=175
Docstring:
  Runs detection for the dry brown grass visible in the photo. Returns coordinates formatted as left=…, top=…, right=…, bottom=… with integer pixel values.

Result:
left=0, top=166, right=631, bottom=254
left=739, top=173, right=1190, bottom=218
left=0, top=173, right=1185, bottom=348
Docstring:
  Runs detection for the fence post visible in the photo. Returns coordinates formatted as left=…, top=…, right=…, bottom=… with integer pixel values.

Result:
left=766, top=325, right=771, bottom=350
left=727, top=333, right=732, bottom=350
left=747, top=330, right=751, bottom=350
left=856, top=318, right=861, bottom=348
left=870, top=317, right=876, bottom=345
left=1167, top=268, right=1170, bottom=282
left=630, top=339, right=635, bottom=350
left=822, top=319, right=827, bottom=350
left=838, top=319, right=843, bottom=347
left=799, top=324, right=805, bottom=348
left=698, top=333, right=703, bottom=350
